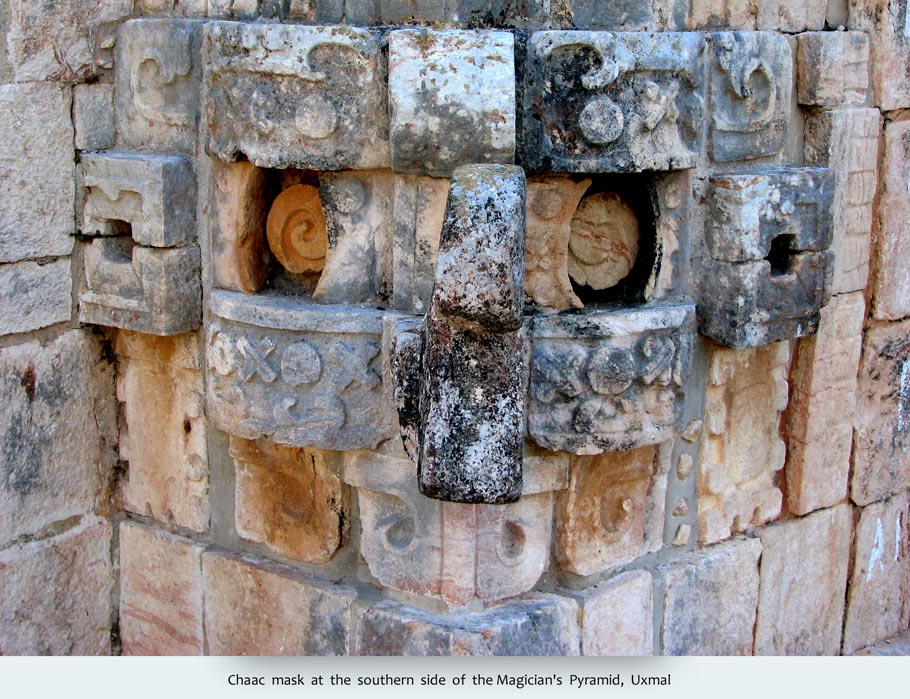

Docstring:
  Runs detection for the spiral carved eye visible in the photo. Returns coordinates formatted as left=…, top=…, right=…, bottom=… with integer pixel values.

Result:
left=266, top=184, right=328, bottom=274
left=568, top=191, right=639, bottom=291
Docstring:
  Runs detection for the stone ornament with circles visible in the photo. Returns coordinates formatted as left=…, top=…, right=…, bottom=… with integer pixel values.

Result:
left=266, top=184, right=328, bottom=274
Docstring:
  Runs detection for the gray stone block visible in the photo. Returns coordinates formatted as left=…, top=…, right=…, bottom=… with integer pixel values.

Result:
left=73, top=84, right=116, bottom=152
left=204, top=22, right=389, bottom=170
left=0, top=260, right=72, bottom=337
left=81, top=151, right=197, bottom=248
left=522, top=31, right=705, bottom=173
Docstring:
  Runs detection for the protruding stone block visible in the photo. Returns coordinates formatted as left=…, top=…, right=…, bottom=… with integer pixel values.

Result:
left=119, top=521, right=204, bottom=656
left=659, top=537, right=761, bottom=655
left=796, top=32, right=869, bottom=107
left=356, top=595, right=580, bottom=656
left=81, top=152, right=197, bottom=248
left=575, top=570, right=654, bottom=656
left=115, top=19, right=203, bottom=153
left=207, top=290, right=395, bottom=451
left=204, top=22, right=388, bottom=170
left=389, top=29, right=514, bottom=176
left=79, top=240, right=203, bottom=336
left=787, top=293, right=865, bottom=515
left=230, top=436, right=347, bottom=563
left=0, top=260, right=72, bottom=337
left=849, top=0, right=910, bottom=111
left=116, top=331, right=209, bottom=532
left=73, top=84, right=116, bottom=152
left=698, top=341, right=789, bottom=544
left=708, top=32, right=792, bottom=162
left=528, top=303, right=694, bottom=454
left=202, top=551, right=357, bottom=655
left=522, top=31, right=705, bottom=173
left=555, top=444, right=668, bottom=576
left=852, top=321, right=910, bottom=506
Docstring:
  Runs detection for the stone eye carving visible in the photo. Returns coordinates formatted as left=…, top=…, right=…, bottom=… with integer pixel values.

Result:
left=568, top=191, right=639, bottom=292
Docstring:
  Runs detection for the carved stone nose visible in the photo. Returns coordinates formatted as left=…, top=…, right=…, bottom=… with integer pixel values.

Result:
left=392, top=164, right=528, bottom=504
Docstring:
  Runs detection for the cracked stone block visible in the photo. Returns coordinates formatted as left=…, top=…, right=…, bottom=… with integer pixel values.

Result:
left=659, top=537, right=761, bottom=656
left=871, top=117, right=910, bottom=320
left=73, top=84, right=115, bottom=152
left=344, top=442, right=565, bottom=605
left=7, top=0, right=130, bottom=81
left=79, top=240, right=203, bottom=335
left=687, top=0, right=825, bottom=30
left=755, top=505, right=852, bottom=655
left=0, top=260, right=72, bottom=337
left=849, top=0, right=910, bottom=110
left=571, top=0, right=666, bottom=30
left=204, top=22, right=389, bottom=170
left=116, top=331, right=209, bottom=532
left=843, top=493, right=910, bottom=655
left=208, top=0, right=261, bottom=18
left=0, top=518, right=112, bottom=655
left=81, top=151, right=197, bottom=248
left=574, top=570, right=653, bottom=656
left=796, top=31, right=869, bottom=107
left=211, top=160, right=270, bottom=293
left=685, top=0, right=760, bottom=28
left=138, top=0, right=208, bottom=15
left=698, top=341, right=789, bottom=544
left=708, top=32, right=792, bottom=163
left=786, top=293, right=865, bottom=515
left=230, top=436, right=347, bottom=563
left=207, top=290, right=396, bottom=451
left=851, top=321, right=910, bottom=506
left=555, top=444, right=668, bottom=576
left=356, top=595, right=580, bottom=656
left=0, top=83, right=74, bottom=263
left=0, top=332, right=116, bottom=547
left=315, top=171, right=394, bottom=306
left=528, top=302, right=695, bottom=454
left=202, top=551, right=357, bottom=655
left=522, top=31, right=704, bottom=173
left=389, top=29, right=515, bottom=176
left=697, top=169, right=834, bottom=349
left=804, top=108, right=880, bottom=295
left=115, top=19, right=203, bottom=154
left=119, top=521, right=204, bottom=656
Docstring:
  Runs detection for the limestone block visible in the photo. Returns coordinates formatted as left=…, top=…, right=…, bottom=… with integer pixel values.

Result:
left=115, top=19, right=203, bottom=154
left=7, top=0, right=131, bottom=81
left=759, top=0, right=827, bottom=31
left=708, top=32, right=792, bottom=163
left=344, top=443, right=565, bottom=605
left=797, top=32, right=869, bottom=107
left=389, top=29, right=515, bottom=176
left=207, top=290, right=396, bottom=451
left=204, top=22, right=388, bottom=170
left=211, top=160, right=271, bottom=293
left=381, top=0, right=457, bottom=22
left=852, top=321, right=910, bottom=506
left=315, top=171, right=394, bottom=306
left=391, top=175, right=449, bottom=313
left=698, top=341, right=789, bottom=544
left=659, top=537, right=762, bottom=655
left=79, top=240, right=203, bottom=335
left=73, top=84, right=116, bottom=152
left=0, top=260, right=72, bottom=337
left=871, top=117, right=910, bottom=320
left=575, top=570, right=653, bottom=656
left=854, top=629, right=910, bottom=655
left=849, top=0, right=910, bottom=111
left=119, top=521, right=204, bottom=656
left=0, top=332, right=116, bottom=547
left=685, top=0, right=759, bottom=28
left=356, top=595, right=580, bottom=656
left=202, top=551, right=357, bottom=655
left=843, top=493, right=910, bottom=654
left=528, top=302, right=695, bottom=454
left=787, top=293, right=865, bottom=515
left=81, top=151, right=197, bottom=248
left=522, top=31, right=705, bottom=173
left=116, top=331, right=209, bottom=532
left=755, top=505, right=852, bottom=655
left=230, top=436, right=347, bottom=563
left=555, top=444, right=669, bottom=576
left=0, top=518, right=112, bottom=655
left=804, top=108, right=880, bottom=295
left=0, top=83, right=74, bottom=263
left=572, top=0, right=665, bottom=29
left=138, top=0, right=209, bottom=16
left=208, top=0, right=261, bottom=18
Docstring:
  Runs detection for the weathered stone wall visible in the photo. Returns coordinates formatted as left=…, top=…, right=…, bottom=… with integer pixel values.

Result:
left=1, top=0, right=908, bottom=656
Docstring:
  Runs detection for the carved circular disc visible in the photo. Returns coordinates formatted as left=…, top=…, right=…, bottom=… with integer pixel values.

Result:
left=332, top=178, right=367, bottom=214
left=587, top=347, right=635, bottom=396
left=568, top=192, right=639, bottom=290
left=578, top=97, right=625, bottom=145
left=281, top=341, right=322, bottom=386
left=295, top=95, right=338, bottom=140
left=530, top=188, right=564, bottom=220
left=266, top=184, right=328, bottom=274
